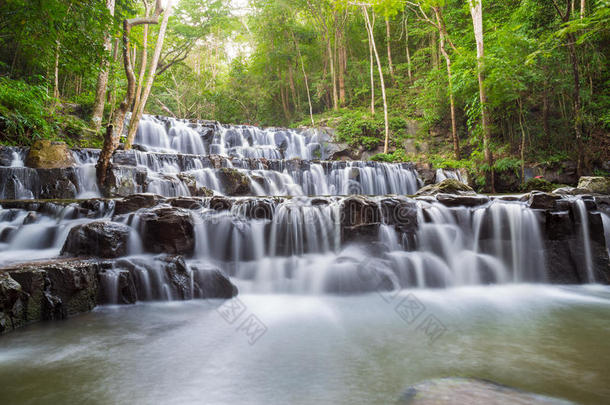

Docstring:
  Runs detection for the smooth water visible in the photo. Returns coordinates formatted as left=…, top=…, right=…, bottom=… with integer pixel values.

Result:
left=0, top=285, right=609, bottom=405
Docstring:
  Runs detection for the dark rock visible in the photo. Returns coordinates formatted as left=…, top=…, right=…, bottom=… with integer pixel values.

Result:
left=0, top=226, right=16, bottom=243
left=209, top=196, right=233, bottom=211
left=103, top=165, right=147, bottom=197
left=436, top=193, right=490, bottom=207
left=177, top=173, right=214, bottom=197
left=169, top=197, right=205, bottom=210
left=22, top=211, right=38, bottom=225
left=98, top=269, right=137, bottom=305
left=37, top=168, right=79, bottom=199
left=112, top=150, right=137, bottom=166
left=527, top=192, right=561, bottom=210
left=158, top=255, right=192, bottom=300
left=341, top=196, right=380, bottom=227
left=25, top=140, right=75, bottom=169
left=342, top=223, right=380, bottom=244
left=61, top=221, right=131, bottom=258
left=416, top=179, right=475, bottom=196
left=217, top=168, right=251, bottom=196
left=140, top=207, right=195, bottom=255
left=378, top=197, right=418, bottom=234
left=545, top=212, right=572, bottom=240
left=191, top=264, right=238, bottom=298
left=233, top=198, right=275, bottom=220
left=0, top=274, right=26, bottom=333
left=397, top=378, right=571, bottom=405
left=114, top=193, right=164, bottom=215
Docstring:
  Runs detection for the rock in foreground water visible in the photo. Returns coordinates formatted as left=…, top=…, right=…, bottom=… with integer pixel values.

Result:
left=397, top=378, right=573, bottom=405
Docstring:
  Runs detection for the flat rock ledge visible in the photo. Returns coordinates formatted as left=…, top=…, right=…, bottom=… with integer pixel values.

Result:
left=397, top=378, right=574, bottom=405
left=0, top=256, right=237, bottom=334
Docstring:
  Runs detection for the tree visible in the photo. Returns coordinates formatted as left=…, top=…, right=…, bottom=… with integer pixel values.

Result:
left=91, top=0, right=117, bottom=131
left=96, top=0, right=166, bottom=186
left=469, top=0, right=494, bottom=191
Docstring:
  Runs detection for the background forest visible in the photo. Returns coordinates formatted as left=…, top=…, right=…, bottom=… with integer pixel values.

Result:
left=0, top=0, right=608, bottom=190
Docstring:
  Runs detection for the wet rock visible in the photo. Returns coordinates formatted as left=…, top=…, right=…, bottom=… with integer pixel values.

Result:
left=169, top=197, right=205, bottom=210
left=341, top=196, right=380, bottom=227
left=545, top=212, right=572, bottom=240
left=159, top=255, right=192, bottom=300
left=37, top=168, right=79, bottom=199
left=61, top=221, right=131, bottom=259
left=217, top=167, right=251, bottom=196
left=112, top=150, right=137, bottom=166
left=416, top=179, right=475, bottom=196
left=25, top=140, right=76, bottom=169
left=114, top=193, right=164, bottom=215
left=209, top=196, right=233, bottom=211
left=326, top=141, right=359, bottom=160
left=378, top=197, right=418, bottom=234
left=553, top=186, right=591, bottom=196
left=191, top=263, right=238, bottom=298
left=98, top=269, right=137, bottom=305
left=397, top=377, right=572, bottom=405
left=103, top=165, right=147, bottom=197
left=233, top=198, right=275, bottom=220
left=342, top=223, right=380, bottom=244
left=22, top=211, right=38, bottom=225
left=177, top=173, right=214, bottom=197
left=140, top=207, right=195, bottom=255
left=527, top=192, right=561, bottom=210
left=436, top=193, right=490, bottom=207
left=577, top=176, right=610, bottom=194
left=0, top=274, right=26, bottom=333
left=0, top=226, right=17, bottom=243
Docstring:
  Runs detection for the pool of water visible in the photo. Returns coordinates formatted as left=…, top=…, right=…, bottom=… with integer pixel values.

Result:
left=1, top=284, right=609, bottom=404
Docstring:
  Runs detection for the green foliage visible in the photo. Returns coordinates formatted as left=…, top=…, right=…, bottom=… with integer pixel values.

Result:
left=0, top=78, right=53, bottom=144
left=371, top=149, right=408, bottom=162
left=493, top=157, right=522, bottom=174
left=520, top=177, right=555, bottom=192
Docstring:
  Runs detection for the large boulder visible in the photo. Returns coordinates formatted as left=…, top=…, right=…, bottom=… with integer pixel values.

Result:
left=25, top=140, right=76, bottom=169
left=577, top=176, right=610, bottom=194
left=0, top=274, right=26, bottom=333
left=177, top=173, right=214, bottom=197
left=191, top=263, right=238, bottom=298
left=217, top=168, right=251, bottom=196
left=527, top=191, right=561, bottom=210
left=397, top=378, right=571, bottom=405
left=37, top=168, right=79, bottom=199
left=416, top=178, right=475, bottom=196
left=140, top=207, right=195, bottom=255
left=436, top=193, right=490, bottom=207
left=61, top=221, right=131, bottom=258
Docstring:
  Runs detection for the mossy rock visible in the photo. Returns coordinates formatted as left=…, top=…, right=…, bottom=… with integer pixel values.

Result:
left=521, top=177, right=555, bottom=192
left=217, top=168, right=251, bottom=196
left=577, top=176, right=610, bottom=194
left=25, top=140, right=75, bottom=169
left=416, top=178, right=475, bottom=196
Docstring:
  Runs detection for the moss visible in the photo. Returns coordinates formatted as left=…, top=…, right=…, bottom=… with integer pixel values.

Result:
left=521, top=178, right=556, bottom=192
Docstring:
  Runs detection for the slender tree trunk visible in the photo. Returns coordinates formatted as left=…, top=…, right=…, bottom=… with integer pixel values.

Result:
left=518, top=98, right=526, bottom=184
left=580, top=0, right=585, bottom=18
left=53, top=40, right=60, bottom=100
left=404, top=13, right=412, bottom=81
left=542, top=76, right=550, bottom=139
left=291, top=30, right=314, bottom=126
left=567, top=32, right=583, bottom=175
left=385, top=16, right=394, bottom=82
left=132, top=3, right=152, bottom=124
left=288, top=65, right=298, bottom=109
left=338, top=30, right=346, bottom=105
left=97, top=0, right=164, bottom=186
left=469, top=0, right=494, bottom=192
left=433, top=7, right=460, bottom=160
left=125, top=2, right=174, bottom=150
left=327, top=38, right=338, bottom=111
left=91, top=0, right=116, bottom=130
left=367, top=14, right=375, bottom=116
left=363, top=6, right=389, bottom=154
left=107, top=38, right=120, bottom=123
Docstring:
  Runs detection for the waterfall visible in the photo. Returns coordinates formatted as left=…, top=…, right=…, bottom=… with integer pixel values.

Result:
left=574, top=199, right=594, bottom=283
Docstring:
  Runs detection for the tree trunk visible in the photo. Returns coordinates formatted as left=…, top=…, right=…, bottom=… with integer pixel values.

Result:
left=132, top=3, right=152, bottom=125
left=367, top=14, right=375, bottom=116
left=363, top=6, right=389, bottom=154
left=107, top=38, right=120, bottom=123
left=385, top=16, right=394, bottom=81
left=404, top=13, right=412, bottom=81
left=53, top=40, right=60, bottom=101
left=518, top=98, right=526, bottom=184
left=97, top=0, right=164, bottom=186
left=338, top=30, right=346, bottom=105
left=327, top=38, right=338, bottom=111
left=433, top=7, right=460, bottom=160
left=567, top=32, right=583, bottom=175
left=291, top=30, right=314, bottom=126
left=288, top=65, right=298, bottom=109
left=469, top=0, right=494, bottom=192
left=125, top=2, right=174, bottom=150
left=580, top=0, right=585, bottom=18
left=91, top=0, right=116, bottom=131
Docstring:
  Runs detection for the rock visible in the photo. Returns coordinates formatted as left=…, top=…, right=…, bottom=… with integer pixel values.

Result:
left=577, top=176, right=610, bottom=194
left=378, top=197, right=418, bottom=234
left=158, top=255, right=193, bottom=300
left=22, top=211, right=38, bottom=225
left=25, top=140, right=76, bottom=169
left=217, top=168, right=251, bottom=196
left=102, top=165, right=147, bottom=197
left=37, top=168, right=79, bottom=199
left=169, top=197, right=205, bottom=210
left=140, top=207, right=195, bottom=255
left=177, top=173, right=214, bottom=197
left=112, top=150, right=137, bottom=166
left=341, top=196, right=380, bottom=227
left=114, top=193, right=163, bottom=215
left=209, top=196, right=233, bottom=211
left=342, top=223, right=380, bottom=244
left=191, top=264, right=238, bottom=298
left=436, top=193, right=490, bottom=207
left=397, top=378, right=572, bottom=405
left=0, top=274, right=26, bottom=333
left=4, top=259, right=103, bottom=330
left=61, top=221, right=131, bottom=258
left=326, top=141, right=360, bottom=161
left=416, top=179, right=475, bottom=196
left=233, top=198, right=275, bottom=220
left=98, top=268, right=137, bottom=305
left=528, top=192, right=561, bottom=210
left=552, top=187, right=591, bottom=196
